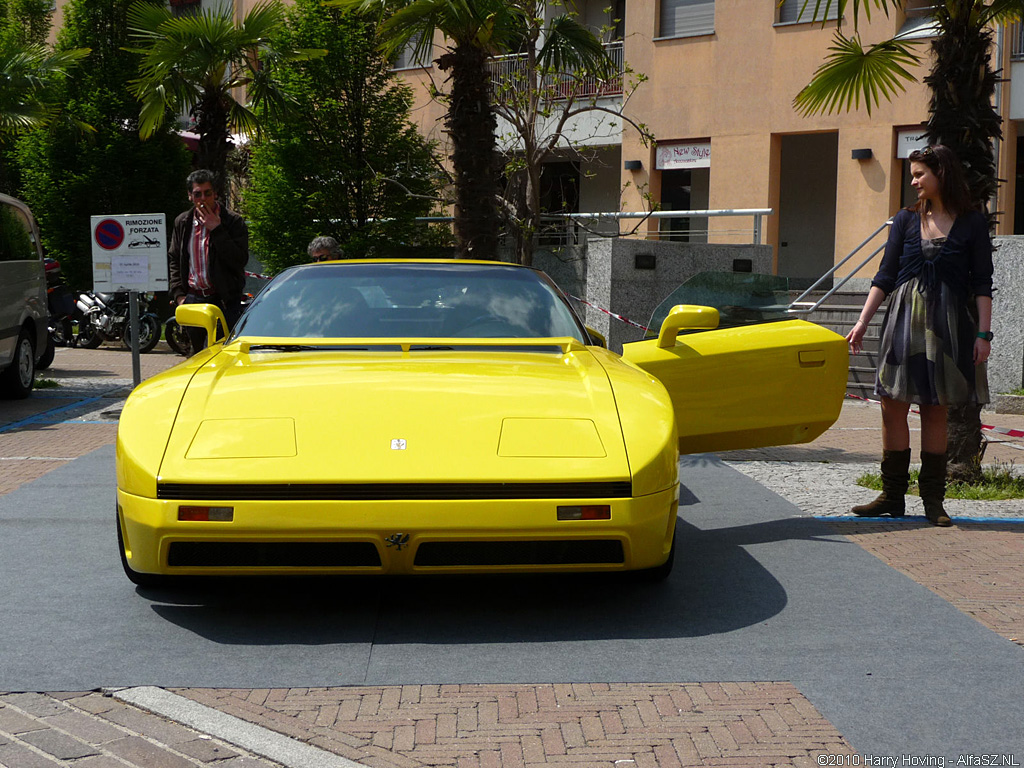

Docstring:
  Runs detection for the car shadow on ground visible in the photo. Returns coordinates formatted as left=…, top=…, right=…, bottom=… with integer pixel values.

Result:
left=145, top=513, right=854, bottom=645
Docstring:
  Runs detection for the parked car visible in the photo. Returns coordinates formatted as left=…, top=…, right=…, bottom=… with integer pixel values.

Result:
left=0, top=194, right=48, bottom=398
left=115, top=259, right=848, bottom=587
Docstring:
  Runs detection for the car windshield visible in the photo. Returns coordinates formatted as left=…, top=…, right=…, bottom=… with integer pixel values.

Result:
left=231, top=262, right=586, bottom=342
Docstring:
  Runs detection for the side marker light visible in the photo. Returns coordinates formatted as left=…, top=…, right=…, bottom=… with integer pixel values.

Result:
left=178, top=506, right=234, bottom=522
left=557, top=505, right=611, bottom=520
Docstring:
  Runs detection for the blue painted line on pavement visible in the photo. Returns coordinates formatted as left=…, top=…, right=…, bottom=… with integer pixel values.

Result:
left=0, top=395, right=106, bottom=434
left=816, top=514, right=1024, bottom=524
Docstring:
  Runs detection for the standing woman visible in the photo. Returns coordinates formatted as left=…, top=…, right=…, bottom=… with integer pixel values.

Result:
left=846, top=145, right=994, bottom=527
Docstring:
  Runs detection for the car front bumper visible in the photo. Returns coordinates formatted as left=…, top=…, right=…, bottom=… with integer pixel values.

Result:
left=117, top=485, right=680, bottom=577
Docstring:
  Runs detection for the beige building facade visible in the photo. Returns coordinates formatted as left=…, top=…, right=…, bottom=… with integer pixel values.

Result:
left=52, top=0, right=1021, bottom=285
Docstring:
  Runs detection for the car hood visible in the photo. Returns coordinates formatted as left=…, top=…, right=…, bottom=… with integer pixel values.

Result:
left=158, top=344, right=632, bottom=486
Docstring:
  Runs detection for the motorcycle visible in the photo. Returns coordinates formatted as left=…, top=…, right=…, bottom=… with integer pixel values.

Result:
left=75, top=289, right=161, bottom=353
left=163, top=315, right=192, bottom=357
left=44, top=258, right=77, bottom=346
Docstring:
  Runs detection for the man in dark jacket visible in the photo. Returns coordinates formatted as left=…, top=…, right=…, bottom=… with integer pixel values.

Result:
left=168, top=169, right=248, bottom=351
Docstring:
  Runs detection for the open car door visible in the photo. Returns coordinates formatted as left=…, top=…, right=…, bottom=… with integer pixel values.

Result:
left=621, top=306, right=848, bottom=454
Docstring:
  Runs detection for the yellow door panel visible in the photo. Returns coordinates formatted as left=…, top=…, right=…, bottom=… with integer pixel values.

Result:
left=621, top=319, right=848, bottom=454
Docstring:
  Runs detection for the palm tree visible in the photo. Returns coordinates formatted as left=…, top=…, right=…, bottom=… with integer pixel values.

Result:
left=0, top=41, right=89, bottom=136
left=332, top=0, right=619, bottom=262
left=331, top=0, right=529, bottom=259
left=794, top=0, right=1019, bottom=479
left=126, top=0, right=323, bottom=195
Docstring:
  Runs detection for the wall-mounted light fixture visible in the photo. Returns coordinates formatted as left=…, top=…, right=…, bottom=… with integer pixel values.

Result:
left=851, top=148, right=873, bottom=160
left=624, top=160, right=643, bottom=171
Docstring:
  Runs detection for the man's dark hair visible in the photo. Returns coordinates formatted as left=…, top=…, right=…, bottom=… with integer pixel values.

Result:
left=186, top=169, right=217, bottom=192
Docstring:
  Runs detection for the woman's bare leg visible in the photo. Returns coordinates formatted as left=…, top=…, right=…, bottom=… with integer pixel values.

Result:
left=880, top=397, right=911, bottom=451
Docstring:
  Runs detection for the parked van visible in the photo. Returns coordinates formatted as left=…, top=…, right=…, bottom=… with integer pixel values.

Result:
left=0, top=193, right=47, bottom=398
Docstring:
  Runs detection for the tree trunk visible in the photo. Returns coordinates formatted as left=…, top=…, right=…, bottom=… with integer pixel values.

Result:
left=947, top=402, right=985, bottom=483
left=923, top=5, right=999, bottom=482
left=437, top=46, right=500, bottom=260
left=194, top=93, right=231, bottom=199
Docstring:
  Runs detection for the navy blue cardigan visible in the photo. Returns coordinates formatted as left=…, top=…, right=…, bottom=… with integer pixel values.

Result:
left=871, top=208, right=994, bottom=301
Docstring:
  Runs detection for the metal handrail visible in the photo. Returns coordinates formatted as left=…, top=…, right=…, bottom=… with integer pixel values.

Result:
left=787, top=218, right=893, bottom=313
left=405, top=209, right=773, bottom=244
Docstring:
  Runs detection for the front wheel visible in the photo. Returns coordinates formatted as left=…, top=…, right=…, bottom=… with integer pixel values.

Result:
left=0, top=327, right=36, bottom=399
left=121, top=315, right=160, bottom=353
left=631, top=533, right=676, bottom=583
left=117, top=511, right=174, bottom=589
left=52, top=317, right=74, bottom=347
left=77, top=321, right=103, bottom=349
left=164, top=318, right=192, bottom=357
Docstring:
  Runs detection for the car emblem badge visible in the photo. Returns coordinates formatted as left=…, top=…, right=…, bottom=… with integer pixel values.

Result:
left=391, top=439, right=407, bottom=450
left=385, top=533, right=410, bottom=551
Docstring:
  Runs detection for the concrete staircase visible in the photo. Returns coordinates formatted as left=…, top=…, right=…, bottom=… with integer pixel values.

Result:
left=789, top=290, right=887, bottom=399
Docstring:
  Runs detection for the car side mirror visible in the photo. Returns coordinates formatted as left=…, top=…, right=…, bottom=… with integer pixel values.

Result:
left=585, top=327, right=607, bottom=348
left=657, top=304, right=720, bottom=348
left=175, top=303, right=228, bottom=344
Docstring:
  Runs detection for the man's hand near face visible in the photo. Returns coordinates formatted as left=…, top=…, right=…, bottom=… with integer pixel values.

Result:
left=195, top=200, right=222, bottom=231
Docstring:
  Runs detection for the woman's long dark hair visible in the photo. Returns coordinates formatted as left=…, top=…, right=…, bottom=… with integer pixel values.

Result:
left=907, top=144, right=974, bottom=216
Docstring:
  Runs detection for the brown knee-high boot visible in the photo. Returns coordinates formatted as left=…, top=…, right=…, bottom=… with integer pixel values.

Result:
left=919, top=450, right=952, bottom=527
left=851, top=448, right=911, bottom=517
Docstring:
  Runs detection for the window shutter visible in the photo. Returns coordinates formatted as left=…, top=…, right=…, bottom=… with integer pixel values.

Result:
left=659, top=0, right=715, bottom=38
left=777, top=0, right=838, bottom=24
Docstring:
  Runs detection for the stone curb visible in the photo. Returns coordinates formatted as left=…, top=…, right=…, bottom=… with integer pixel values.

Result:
left=111, top=688, right=366, bottom=768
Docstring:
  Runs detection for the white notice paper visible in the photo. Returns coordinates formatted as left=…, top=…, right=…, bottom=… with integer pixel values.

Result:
left=111, top=255, right=147, bottom=286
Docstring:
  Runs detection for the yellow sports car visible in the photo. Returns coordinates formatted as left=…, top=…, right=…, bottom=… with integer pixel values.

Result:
left=116, top=260, right=847, bottom=586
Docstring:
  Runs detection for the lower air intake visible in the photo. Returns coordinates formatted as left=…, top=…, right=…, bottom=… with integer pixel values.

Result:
left=414, top=540, right=624, bottom=567
left=167, top=541, right=381, bottom=568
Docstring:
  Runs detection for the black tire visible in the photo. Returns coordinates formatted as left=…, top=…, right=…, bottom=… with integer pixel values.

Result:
left=52, top=317, right=74, bottom=347
left=121, top=315, right=160, bottom=353
left=0, top=327, right=36, bottom=399
left=117, top=511, right=173, bottom=589
left=164, top=318, right=193, bottom=357
left=36, top=331, right=55, bottom=370
left=632, top=533, right=676, bottom=583
left=77, top=321, right=103, bottom=349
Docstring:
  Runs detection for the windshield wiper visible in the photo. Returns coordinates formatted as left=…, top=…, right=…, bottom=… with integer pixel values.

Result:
left=247, top=344, right=370, bottom=352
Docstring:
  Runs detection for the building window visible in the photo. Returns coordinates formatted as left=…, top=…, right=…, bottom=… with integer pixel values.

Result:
left=392, top=36, right=431, bottom=70
left=170, top=0, right=201, bottom=18
left=659, top=0, right=714, bottom=39
left=776, top=0, right=839, bottom=24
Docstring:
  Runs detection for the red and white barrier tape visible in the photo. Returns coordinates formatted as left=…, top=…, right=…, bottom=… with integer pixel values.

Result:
left=845, top=392, right=1024, bottom=439
left=568, top=294, right=650, bottom=332
left=245, top=270, right=272, bottom=280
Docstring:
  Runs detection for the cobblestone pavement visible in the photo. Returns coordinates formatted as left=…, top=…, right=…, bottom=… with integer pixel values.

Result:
left=2, top=345, right=1022, bottom=767
left=0, top=692, right=280, bottom=768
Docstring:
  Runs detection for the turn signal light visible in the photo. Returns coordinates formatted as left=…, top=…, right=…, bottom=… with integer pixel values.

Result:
left=178, top=506, right=234, bottom=522
left=557, top=505, right=611, bottom=520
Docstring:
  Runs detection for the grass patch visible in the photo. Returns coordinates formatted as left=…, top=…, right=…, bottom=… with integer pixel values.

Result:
left=1004, top=387, right=1024, bottom=396
left=856, top=463, right=1024, bottom=500
left=34, top=378, right=60, bottom=389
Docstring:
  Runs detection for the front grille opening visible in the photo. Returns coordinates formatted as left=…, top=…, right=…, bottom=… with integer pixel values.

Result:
left=167, top=541, right=381, bottom=568
left=157, top=481, right=632, bottom=501
left=414, top=540, right=624, bottom=567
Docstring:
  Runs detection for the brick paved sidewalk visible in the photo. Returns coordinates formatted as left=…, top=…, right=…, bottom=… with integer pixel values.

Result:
left=0, top=691, right=280, bottom=768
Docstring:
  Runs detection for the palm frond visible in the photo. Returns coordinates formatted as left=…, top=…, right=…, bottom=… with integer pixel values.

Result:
left=538, top=14, right=612, bottom=78
left=978, top=0, right=1024, bottom=27
left=793, top=31, right=921, bottom=116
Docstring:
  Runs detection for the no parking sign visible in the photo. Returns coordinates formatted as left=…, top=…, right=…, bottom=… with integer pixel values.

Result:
left=90, top=214, right=168, bottom=292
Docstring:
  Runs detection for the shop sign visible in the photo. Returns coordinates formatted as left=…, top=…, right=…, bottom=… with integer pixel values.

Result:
left=897, top=129, right=928, bottom=158
left=656, top=141, right=711, bottom=170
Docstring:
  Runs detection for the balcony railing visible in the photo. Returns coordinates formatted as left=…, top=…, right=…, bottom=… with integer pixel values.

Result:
left=487, top=40, right=624, bottom=99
